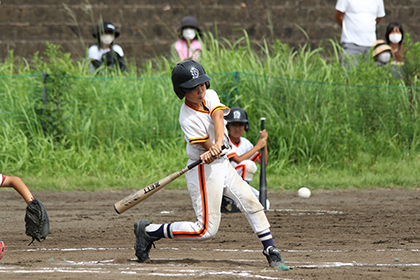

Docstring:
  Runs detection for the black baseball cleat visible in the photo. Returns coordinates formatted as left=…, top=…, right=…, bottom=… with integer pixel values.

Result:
left=220, top=196, right=241, bottom=213
left=134, top=220, right=160, bottom=262
left=263, top=246, right=286, bottom=267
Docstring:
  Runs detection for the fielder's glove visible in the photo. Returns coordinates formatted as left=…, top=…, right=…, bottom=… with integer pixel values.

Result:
left=25, top=198, right=50, bottom=245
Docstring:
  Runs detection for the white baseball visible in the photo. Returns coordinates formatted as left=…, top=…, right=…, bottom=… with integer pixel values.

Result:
left=298, top=187, right=311, bottom=198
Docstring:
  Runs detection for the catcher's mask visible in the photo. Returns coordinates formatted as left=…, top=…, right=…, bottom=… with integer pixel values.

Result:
left=171, top=60, right=210, bottom=99
left=225, top=107, right=249, bottom=132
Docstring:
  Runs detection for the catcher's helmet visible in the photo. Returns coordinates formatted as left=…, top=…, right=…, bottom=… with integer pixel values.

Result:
left=225, top=107, right=249, bottom=132
left=171, top=60, right=211, bottom=99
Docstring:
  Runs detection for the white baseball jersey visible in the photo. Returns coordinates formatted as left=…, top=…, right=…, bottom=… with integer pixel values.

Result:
left=179, top=89, right=230, bottom=161
left=226, top=136, right=261, bottom=182
left=227, top=136, right=261, bottom=168
left=0, top=174, right=5, bottom=185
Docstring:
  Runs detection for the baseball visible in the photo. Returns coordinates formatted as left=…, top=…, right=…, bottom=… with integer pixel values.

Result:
left=298, top=187, right=311, bottom=198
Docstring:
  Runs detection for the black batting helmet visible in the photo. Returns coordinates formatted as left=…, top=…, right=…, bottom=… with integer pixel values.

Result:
left=225, top=107, right=249, bottom=132
left=171, top=60, right=211, bottom=99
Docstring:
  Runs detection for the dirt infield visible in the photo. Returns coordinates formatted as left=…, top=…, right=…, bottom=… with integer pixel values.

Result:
left=1, top=188, right=419, bottom=279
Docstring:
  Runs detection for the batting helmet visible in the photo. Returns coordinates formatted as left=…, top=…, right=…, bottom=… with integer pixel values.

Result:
left=225, top=107, right=249, bottom=132
left=171, top=60, right=211, bottom=99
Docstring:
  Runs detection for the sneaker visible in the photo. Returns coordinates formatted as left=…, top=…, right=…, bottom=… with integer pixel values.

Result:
left=263, top=246, right=285, bottom=267
left=0, top=240, right=5, bottom=260
left=220, top=196, right=241, bottom=213
left=134, top=220, right=160, bottom=262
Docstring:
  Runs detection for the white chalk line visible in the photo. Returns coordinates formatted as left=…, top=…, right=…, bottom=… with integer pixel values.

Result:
left=9, top=246, right=420, bottom=254
left=2, top=246, right=419, bottom=277
left=0, top=262, right=291, bottom=279
left=8, top=247, right=129, bottom=253
left=1, top=259, right=420, bottom=278
left=271, top=208, right=344, bottom=215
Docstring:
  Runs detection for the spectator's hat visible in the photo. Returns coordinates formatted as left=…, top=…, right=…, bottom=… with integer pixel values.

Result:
left=180, top=16, right=201, bottom=32
left=92, top=22, right=120, bottom=38
left=372, top=40, right=392, bottom=57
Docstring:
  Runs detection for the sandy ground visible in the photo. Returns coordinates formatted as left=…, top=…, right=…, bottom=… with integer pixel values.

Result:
left=1, top=188, right=420, bottom=279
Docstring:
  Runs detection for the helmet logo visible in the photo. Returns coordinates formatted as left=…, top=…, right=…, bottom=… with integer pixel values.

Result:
left=233, top=110, right=241, bottom=120
left=190, top=67, right=199, bottom=79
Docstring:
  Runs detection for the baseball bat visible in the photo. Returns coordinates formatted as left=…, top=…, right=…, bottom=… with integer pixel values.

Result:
left=259, top=117, right=267, bottom=211
left=114, top=145, right=226, bottom=214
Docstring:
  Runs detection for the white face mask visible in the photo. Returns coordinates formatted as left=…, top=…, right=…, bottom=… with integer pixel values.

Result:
left=101, top=34, right=115, bottom=45
left=389, top=33, right=402, bottom=44
left=377, top=52, right=391, bottom=64
left=182, top=28, right=196, bottom=40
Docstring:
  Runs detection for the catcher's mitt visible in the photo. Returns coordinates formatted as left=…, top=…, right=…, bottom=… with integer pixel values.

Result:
left=25, top=199, right=50, bottom=245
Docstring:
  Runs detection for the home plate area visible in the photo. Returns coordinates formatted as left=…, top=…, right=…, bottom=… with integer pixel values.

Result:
left=1, top=188, right=419, bottom=279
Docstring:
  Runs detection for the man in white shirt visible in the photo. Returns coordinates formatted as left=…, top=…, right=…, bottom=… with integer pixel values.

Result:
left=334, top=0, right=385, bottom=67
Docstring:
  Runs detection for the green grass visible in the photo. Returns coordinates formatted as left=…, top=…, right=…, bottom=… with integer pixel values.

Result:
left=1, top=32, right=420, bottom=192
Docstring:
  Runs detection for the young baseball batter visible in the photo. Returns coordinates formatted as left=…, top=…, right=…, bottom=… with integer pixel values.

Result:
left=222, top=107, right=270, bottom=211
left=133, top=60, right=287, bottom=268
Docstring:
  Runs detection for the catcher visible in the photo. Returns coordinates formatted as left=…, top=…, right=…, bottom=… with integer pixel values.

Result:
left=0, top=174, right=50, bottom=252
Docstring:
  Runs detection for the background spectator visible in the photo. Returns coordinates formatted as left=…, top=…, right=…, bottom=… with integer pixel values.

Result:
left=88, top=22, right=126, bottom=72
left=173, top=16, right=202, bottom=62
left=385, top=22, right=405, bottom=65
left=334, top=0, right=386, bottom=67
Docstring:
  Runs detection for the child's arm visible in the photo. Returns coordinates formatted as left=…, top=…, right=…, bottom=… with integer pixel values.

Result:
left=256, top=129, right=268, bottom=165
left=1, top=176, right=34, bottom=204
left=200, top=109, right=225, bottom=164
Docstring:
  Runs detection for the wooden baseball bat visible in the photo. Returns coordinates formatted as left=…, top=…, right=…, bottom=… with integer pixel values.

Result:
left=114, top=145, right=226, bottom=214
left=259, top=117, right=267, bottom=211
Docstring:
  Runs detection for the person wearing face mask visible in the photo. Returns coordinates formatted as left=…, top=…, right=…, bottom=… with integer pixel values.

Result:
left=173, top=16, right=202, bottom=61
left=372, top=40, right=393, bottom=66
left=385, top=22, right=405, bottom=65
left=87, top=22, right=126, bottom=72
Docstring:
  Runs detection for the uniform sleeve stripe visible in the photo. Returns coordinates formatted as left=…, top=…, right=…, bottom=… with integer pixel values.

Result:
left=226, top=152, right=237, bottom=159
left=210, top=105, right=229, bottom=116
left=251, top=152, right=261, bottom=162
left=189, top=135, right=210, bottom=144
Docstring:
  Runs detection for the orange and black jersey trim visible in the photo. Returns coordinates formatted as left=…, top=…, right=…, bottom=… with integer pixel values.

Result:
left=172, top=164, right=209, bottom=238
left=189, top=135, right=210, bottom=145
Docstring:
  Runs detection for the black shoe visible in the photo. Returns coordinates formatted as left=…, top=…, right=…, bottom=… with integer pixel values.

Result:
left=134, top=220, right=160, bottom=262
left=221, top=196, right=241, bottom=213
left=263, top=246, right=286, bottom=267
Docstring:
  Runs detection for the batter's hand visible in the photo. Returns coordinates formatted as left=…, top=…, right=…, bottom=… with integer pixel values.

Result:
left=200, top=143, right=223, bottom=164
